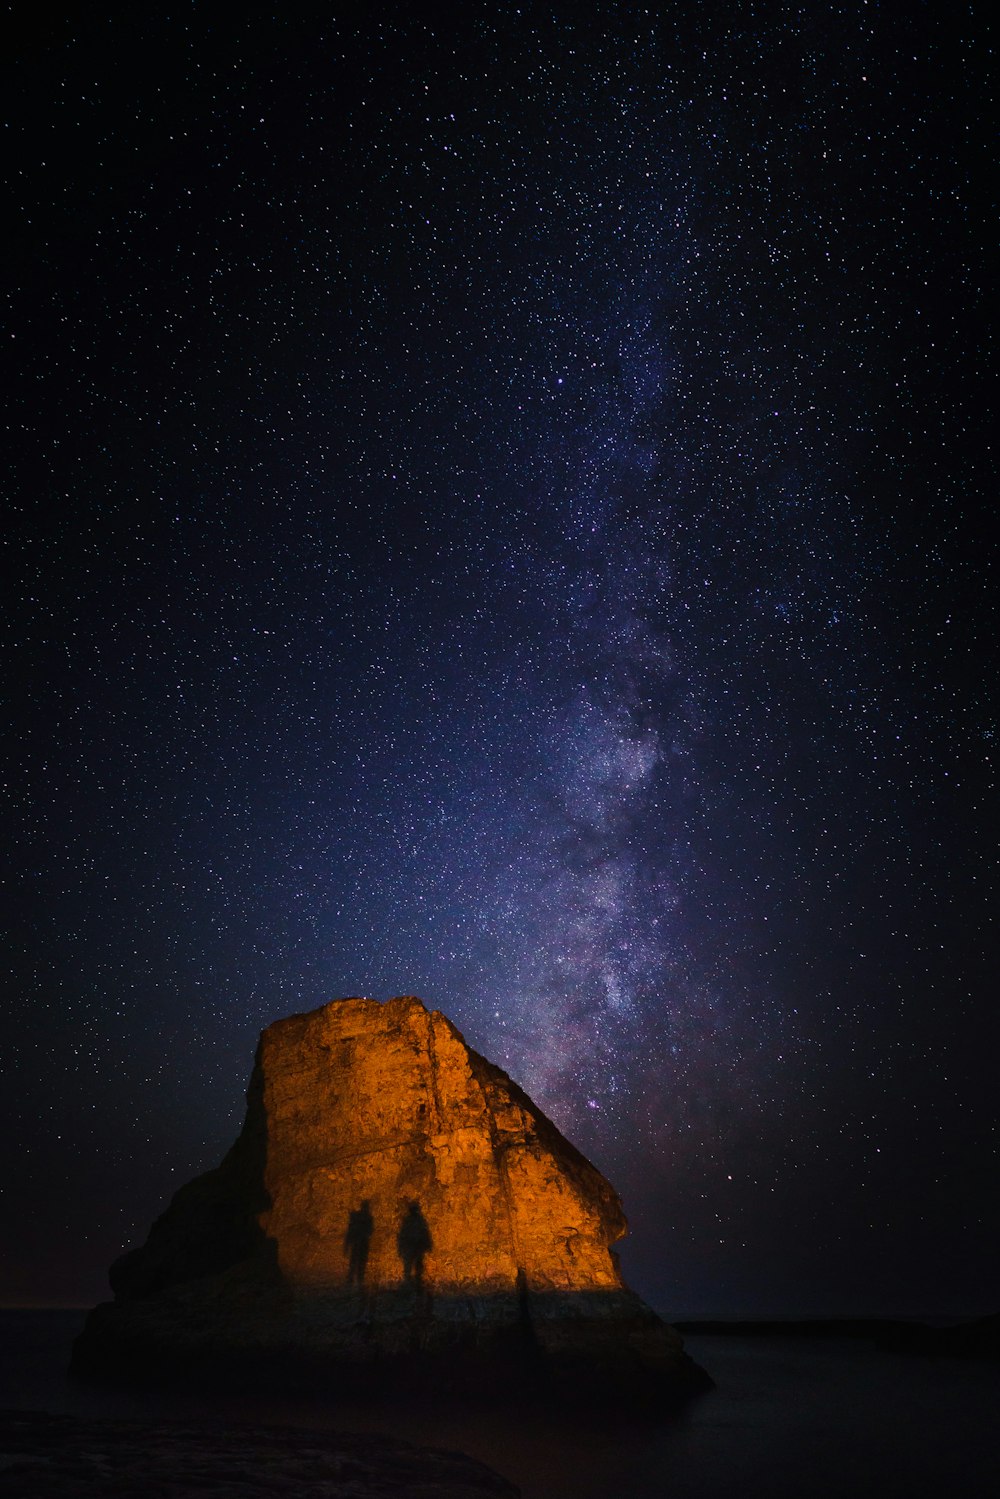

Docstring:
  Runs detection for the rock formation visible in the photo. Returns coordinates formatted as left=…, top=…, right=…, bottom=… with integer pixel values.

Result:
left=73, top=996, right=707, bottom=1404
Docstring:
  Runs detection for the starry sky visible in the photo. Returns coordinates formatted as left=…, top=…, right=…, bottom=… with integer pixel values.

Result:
left=4, top=3, right=994, bottom=1317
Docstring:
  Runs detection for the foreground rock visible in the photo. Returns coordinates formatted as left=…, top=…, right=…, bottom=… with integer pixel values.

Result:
left=0, top=1410, right=518, bottom=1497
left=73, top=996, right=707, bottom=1405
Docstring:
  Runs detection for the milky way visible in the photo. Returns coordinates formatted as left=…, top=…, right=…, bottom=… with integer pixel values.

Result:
left=5, top=5, right=993, bottom=1315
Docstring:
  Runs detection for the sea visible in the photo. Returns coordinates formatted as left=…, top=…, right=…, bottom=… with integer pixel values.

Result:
left=1, top=1309, right=998, bottom=1498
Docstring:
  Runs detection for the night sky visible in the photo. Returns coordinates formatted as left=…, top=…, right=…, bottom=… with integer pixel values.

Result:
left=4, top=4, right=994, bottom=1318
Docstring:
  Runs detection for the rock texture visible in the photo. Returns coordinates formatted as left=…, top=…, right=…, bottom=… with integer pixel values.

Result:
left=0, top=1410, right=519, bottom=1498
left=73, top=996, right=707, bottom=1404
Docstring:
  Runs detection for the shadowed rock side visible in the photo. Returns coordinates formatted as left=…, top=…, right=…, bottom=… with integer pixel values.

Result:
left=73, top=996, right=708, bottom=1405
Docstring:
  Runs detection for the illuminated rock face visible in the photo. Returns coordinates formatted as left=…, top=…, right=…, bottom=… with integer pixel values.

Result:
left=253, top=996, right=626, bottom=1295
left=74, top=997, right=707, bottom=1403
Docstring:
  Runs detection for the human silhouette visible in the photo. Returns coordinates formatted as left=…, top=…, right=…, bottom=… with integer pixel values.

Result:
left=344, top=1200, right=374, bottom=1286
left=397, top=1201, right=432, bottom=1286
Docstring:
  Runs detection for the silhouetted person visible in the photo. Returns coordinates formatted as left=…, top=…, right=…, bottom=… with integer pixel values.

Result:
left=397, top=1201, right=432, bottom=1286
left=344, top=1200, right=374, bottom=1286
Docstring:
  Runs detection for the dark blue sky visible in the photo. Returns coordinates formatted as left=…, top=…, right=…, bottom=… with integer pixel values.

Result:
left=4, top=3, right=994, bottom=1316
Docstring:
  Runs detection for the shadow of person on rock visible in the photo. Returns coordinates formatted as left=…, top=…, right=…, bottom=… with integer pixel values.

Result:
left=344, top=1200, right=374, bottom=1286
left=397, top=1201, right=432, bottom=1287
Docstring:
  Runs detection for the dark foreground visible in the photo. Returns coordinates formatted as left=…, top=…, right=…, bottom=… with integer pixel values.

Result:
left=3, top=1311, right=1000, bottom=1498
left=0, top=1408, right=517, bottom=1497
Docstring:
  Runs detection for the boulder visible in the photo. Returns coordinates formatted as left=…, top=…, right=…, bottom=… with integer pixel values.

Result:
left=73, top=996, right=708, bottom=1404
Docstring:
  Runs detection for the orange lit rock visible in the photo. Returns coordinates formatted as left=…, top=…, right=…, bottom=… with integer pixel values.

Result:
left=253, top=995, right=626, bottom=1294
left=73, top=997, right=708, bottom=1404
